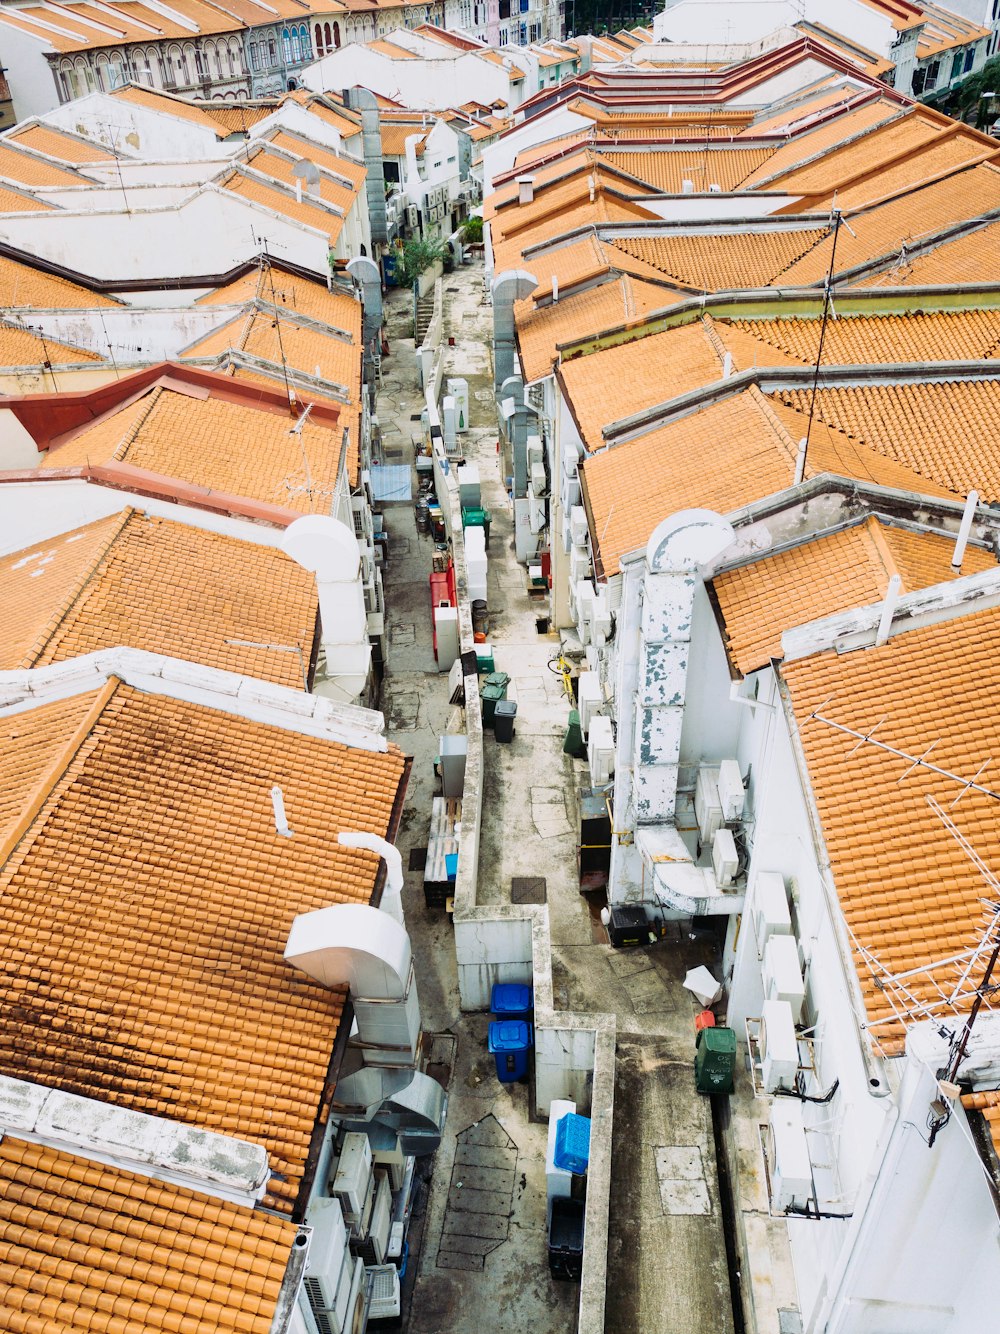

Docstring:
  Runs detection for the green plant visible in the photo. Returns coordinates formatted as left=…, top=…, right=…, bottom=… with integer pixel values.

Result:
left=460, top=215, right=483, bottom=244
left=396, top=237, right=448, bottom=287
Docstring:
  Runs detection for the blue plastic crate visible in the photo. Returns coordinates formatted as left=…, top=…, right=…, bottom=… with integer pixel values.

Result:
left=445, top=852, right=459, bottom=880
left=553, top=1113, right=591, bottom=1175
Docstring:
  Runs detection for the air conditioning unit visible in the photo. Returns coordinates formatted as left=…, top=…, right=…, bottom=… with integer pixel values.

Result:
left=350, top=1169, right=392, bottom=1265
left=761, top=998, right=798, bottom=1093
left=331, top=1132, right=374, bottom=1227
left=769, top=1100, right=812, bottom=1212
left=695, top=767, right=724, bottom=844
left=303, top=1200, right=365, bottom=1334
left=527, top=435, right=544, bottom=472
left=569, top=543, right=591, bottom=584
left=754, top=872, right=791, bottom=947
left=712, top=827, right=739, bottom=886
left=530, top=460, right=546, bottom=495
left=371, top=1137, right=407, bottom=1191
left=763, top=934, right=805, bottom=1023
left=405, top=204, right=418, bottom=229
left=569, top=504, right=588, bottom=546
left=367, top=1263, right=401, bottom=1320
left=588, top=714, right=615, bottom=786
left=717, top=758, right=744, bottom=821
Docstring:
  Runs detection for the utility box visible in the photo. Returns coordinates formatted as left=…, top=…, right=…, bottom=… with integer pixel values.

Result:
left=761, top=998, right=798, bottom=1093
left=769, top=1100, right=812, bottom=1212
left=446, top=377, right=469, bottom=431
left=695, top=1025, right=736, bottom=1094
left=439, top=734, right=467, bottom=799
left=754, top=872, right=791, bottom=947
left=608, top=904, right=647, bottom=948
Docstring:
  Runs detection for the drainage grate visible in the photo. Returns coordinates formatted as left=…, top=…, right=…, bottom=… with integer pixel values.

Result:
left=408, top=846, right=428, bottom=872
left=437, top=1114, right=517, bottom=1272
left=410, top=412, right=422, bottom=421
left=511, top=876, right=546, bottom=905
left=384, top=448, right=403, bottom=459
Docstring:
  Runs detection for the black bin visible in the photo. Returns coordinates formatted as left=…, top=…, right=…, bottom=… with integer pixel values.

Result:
left=494, top=699, right=517, bottom=743
left=608, top=904, right=648, bottom=948
left=548, top=1197, right=584, bottom=1281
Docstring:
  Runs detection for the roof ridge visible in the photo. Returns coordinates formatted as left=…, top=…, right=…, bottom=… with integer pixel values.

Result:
left=20, top=509, right=137, bottom=670
left=744, top=384, right=798, bottom=471
left=111, top=386, right=164, bottom=463
left=0, top=677, right=119, bottom=877
left=699, top=313, right=732, bottom=373
left=862, top=513, right=904, bottom=592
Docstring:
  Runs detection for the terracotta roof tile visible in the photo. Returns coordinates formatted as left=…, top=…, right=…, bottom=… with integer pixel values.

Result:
left=0, top=681, right=406, bottom=1211
left=851, top=219, right=1000, bottom=287
left=753, top=111, right=943, bottom=194
left=5, top=124, right=112, bottom=163
left=742, top=89, right=883, bottom=137
left=783, top=606, right=1000, bottom=1050
left=221, top=172, right=344, bottom=246
left=962, top=1089, right=1000, bottom=1161
left=111, top=84, right=228, bottom=133
left=770, top=379, right=1000, bottom=501
left=0, top=1138, right=296, bottom=1333
left=40, top=383, right=348, bottom=515
left=195, top=267, right=354, bottom=327
left=0, top=319, right=101, bottom=367
left=0, top=183, right=54, bottom=213
left=601, top=146, right=776, bottom=192
left=605, top=228, right=831, bottom=291
left=737, top=102, right=905, bottom=184
left=724, top=308, right=1000, bottom=365
left=0, top=254, right=118, bottom=308
left=713, top=517, right=996, bottom=674
left=517, top=275, right=677, bottom=382
left=0, top=509, right=318, bottom=687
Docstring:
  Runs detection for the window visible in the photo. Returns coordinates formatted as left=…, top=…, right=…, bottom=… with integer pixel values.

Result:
left=529, top=21, right=540, bottom=39
left=498, top=0, right=510, bottom=18
left=268, top=37, right=277, bottom=66
left=299, top=24, right=310, bottom=57
left=333, top=21, right=341, bottom=47
left=282, top=27, right=292, bottom=62
left=520, top=0, right=528, bottom=11
left=499, top=26, right=508, bottom=44
left=518, top=21, right=526, bottom=43
left=250, top=41, right=260, bottom=70
left=964, top=46, right=976, bottom=73
left=924, top=58, right=939, bottom=88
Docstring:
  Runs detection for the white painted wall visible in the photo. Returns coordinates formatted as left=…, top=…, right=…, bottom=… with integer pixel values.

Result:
left=42, top=91, right=223, bottom=159
left=0, top=478, right=289, bottom=555
left=0, top=25, right=59, bottom=120
left=81, top=158, right=233, bottom=186
left=677, top=583, right=745, bottom=782
left=480, top=106, right=592, bottom=191
left=303, top=45, right=514, bottom=112
left=0, top=185, right=330, bottom=281
left=6, top=304, right=242, bottom=363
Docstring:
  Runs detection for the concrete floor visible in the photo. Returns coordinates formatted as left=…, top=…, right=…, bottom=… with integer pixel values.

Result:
left=374, top=263, right=744, bottom=1333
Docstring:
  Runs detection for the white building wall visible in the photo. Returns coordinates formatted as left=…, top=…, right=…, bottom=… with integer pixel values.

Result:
left=481, top=106, right=592, bottom=190
left=42, top=91, right=224, bottom=159
left=303, top=45, right=515, bottom=111
left=0, top=186, right=330, bottom=281
left=0, top=26, right=60, bottom=120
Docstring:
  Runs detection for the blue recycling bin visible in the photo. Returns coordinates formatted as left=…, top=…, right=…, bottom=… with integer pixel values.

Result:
left=491, top=982, right=533, bottom=1023
left=553, top=1113, right=591, bottom=1175
left=488, top=1020, right=533, bottom=1083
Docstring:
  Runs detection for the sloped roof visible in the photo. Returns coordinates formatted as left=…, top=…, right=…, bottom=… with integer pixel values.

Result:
left=713, top=516, right=996, bottom=674
left=0, top=508, right=318, bottom=687
left=0, top=679, right=406, bottom=1213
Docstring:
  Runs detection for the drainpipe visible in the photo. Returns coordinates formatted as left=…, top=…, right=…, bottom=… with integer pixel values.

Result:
left=338, top=831, right=404, bottom=925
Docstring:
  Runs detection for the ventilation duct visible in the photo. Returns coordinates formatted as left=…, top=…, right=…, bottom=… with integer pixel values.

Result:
left=285, top=903, right=420, bottom=1066
left=338, top=831, right=404, bottom=925
left=346, top=256, right=382, bottom=410
left=343, top=86, right=387, bottom=245
left=491, top=269, right=538, bottom=391
left=280, top=515, right=371, bottom=702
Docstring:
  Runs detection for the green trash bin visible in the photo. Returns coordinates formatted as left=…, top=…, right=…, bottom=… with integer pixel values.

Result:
left=563, top=709, right=586, bottom=758
left=462, top=506, right=487, bottom=528
left=480, top=671, right=510, bottom=728
left=694, top=1026, right=736, bottom=1095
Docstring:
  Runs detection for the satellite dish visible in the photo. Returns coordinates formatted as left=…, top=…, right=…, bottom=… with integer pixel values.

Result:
left=291, top=157, right=320, bottom=186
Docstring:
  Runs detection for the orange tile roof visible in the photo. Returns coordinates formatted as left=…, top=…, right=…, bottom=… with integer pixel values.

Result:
left=242, top=145, right=363, bottom=219
left=41, top=381, right=348, bottom=515
left=0, top=183, right=54, bottom=213
left=264, top=131, right=367, bottom=191
left=282, top=91, right=361, bottom=139
left=738, top=102, right=906, bottom=186
left=193, top=100, right=279, bottom=134
left=0, top=691, right=93, bottom=852
left=5, top=123, right=112, bottom=163
left=0, top=318, right=101, bottom=367
left=560, top=318, right=736, bottom=449
left=605, top=227, right=831, bottom=291
left=581, top=386, right=952, bottom=576
left=851, top=219, right=1000, bottom=288
left=713, top=516, right=996, bottom=674
left=770, top=379, right=1000, bottom=501
left=195, top=266, right=354, bottom=326
left=491, top=193, right=661, bottom=275
left=221, top=170, right=345, bottom=245
left=111, top=83, right=228, bottom=135
left=782, top=605, right=1000, bottom=1050
left=962, top=1090, right=1000, bottom=1160
left=0, top=680, right=406, bottom=1211
left=601, top=146, right=776, bottom=193
left=0, top=254, right=118, bottom=309
left=378, top=121, right=426, bottom=157
left=742, top=89, right=880, bottom=136
left=0, top=141, right=85, bottom=188
left=0, top=508, right=318, bottom=686
left=724, top=308, right=1000, bottom=366
left=517, top=275, right=678, bottom=383
left=369, top=37, right=418, bottom=56
left=0, top=1137, right=296, bottom=1334
left=780, top=164, right=1000, bottom=284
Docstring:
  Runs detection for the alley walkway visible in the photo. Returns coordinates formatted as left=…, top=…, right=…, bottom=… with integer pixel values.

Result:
left=374, top=261, right=736, bottom=1334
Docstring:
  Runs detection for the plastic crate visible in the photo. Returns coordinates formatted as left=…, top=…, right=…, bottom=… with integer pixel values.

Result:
left=553, top=1113, right=591, bottom=1175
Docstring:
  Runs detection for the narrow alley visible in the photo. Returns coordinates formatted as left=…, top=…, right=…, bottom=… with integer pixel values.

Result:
left=372, top=259, right=737, bottom=1334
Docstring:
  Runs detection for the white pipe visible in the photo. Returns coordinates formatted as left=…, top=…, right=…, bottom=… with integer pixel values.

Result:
left=551, top=274, right=559, bottom=303
left=951, top=489, right=979, bottom=570
left=875, top=573, right=902, bottom=647
left=722, top=351, right=733, bottom=379
left=271, top=785, right=293, bottom=837
left=338, top=831, right=404, bottom=925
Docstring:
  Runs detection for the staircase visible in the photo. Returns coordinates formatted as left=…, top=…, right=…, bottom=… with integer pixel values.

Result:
left=415, top=293, right=435, bottom=344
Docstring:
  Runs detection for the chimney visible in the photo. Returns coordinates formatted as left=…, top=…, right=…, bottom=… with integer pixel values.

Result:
left=517, top=174, right=535, bottom=204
